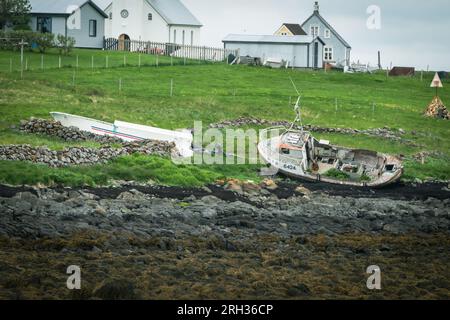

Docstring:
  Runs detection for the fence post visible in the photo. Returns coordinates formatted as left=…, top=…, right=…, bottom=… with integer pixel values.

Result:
left=170, top=79, right=173, bottom=97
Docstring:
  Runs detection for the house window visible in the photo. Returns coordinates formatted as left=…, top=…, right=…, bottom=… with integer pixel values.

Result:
left=182, top=30, right=185, bottom=45
left=173, top=30, right=177, bottom=43
left=324, top=46, right=333, bottom=61
left=89, top=20, right=97, bottom=37
left=325, top=29, right=331, bottom=38
left=37, top=16, right=52, bottom=33
left=191, top=30, right=194, bottom=45
left=109, top=12, right=112, bottom=20
left=310, top=26, right=319, bottom=37
left=148, top=13, right=152, bottom=21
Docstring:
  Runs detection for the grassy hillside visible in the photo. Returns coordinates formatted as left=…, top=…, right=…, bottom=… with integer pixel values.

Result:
left=0, top=48, right=449, bottom=186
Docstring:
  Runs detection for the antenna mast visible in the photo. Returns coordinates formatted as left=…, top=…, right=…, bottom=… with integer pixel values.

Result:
left=288, top=78, right=303, bottom=132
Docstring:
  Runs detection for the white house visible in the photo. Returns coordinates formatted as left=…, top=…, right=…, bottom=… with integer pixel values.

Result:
left=301, top=2, right=351, bottom=65
left=223, top=1, right=351, bottom=68
left=223, top=34, right=325, bottom=69
left=103, top=0, right=203, bottom=45
left=29, top=0, right=107, bottom=48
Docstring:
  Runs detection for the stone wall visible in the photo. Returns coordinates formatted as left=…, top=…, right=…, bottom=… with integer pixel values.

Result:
left=0, top=142, right=175, bottom=167
left=209, top=117, right=407, bottom=141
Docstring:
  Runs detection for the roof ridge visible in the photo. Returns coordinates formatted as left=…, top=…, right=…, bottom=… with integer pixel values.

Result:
left=301, top=11, right=351, bottom=48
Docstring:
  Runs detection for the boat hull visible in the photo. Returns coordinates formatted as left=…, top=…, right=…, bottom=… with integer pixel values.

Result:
left=257, top=128, right=403, bottom=188
left=50, top=112, right=193, bottom=158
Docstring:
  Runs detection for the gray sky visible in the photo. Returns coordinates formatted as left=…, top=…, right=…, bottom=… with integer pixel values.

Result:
left=96, top=0, right=450, bottom=71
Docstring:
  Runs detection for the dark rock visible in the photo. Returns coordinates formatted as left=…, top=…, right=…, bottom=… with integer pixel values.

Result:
left=93, top=279, right=139, bottom=300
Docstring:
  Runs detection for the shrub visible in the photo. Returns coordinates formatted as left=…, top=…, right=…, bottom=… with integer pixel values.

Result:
left=34, top=33, right=54, bottom=53
left=56, top=34, right=76, bottom=55
left=324, top=168, right=350, bottom=180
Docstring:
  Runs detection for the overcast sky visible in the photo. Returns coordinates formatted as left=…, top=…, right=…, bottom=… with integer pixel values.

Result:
left=95, top=0, right=450, bottom=71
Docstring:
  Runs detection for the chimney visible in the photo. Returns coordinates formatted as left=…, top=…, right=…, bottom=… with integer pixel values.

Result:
left=314, top=1, right=319, bottom=13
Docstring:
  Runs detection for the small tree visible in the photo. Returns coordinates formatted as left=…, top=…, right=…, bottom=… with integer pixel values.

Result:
left=56, top=34, right=76, bottom=55
left=0, top=0, right=31, bottom=31
left=35, top=33, right=54, bottom=53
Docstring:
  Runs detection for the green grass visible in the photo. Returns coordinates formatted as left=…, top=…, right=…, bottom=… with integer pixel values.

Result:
left=0, top=48, right=449, bottom=186
left=324, top=168, right=351, bottom=180
left=0, top=154, right=261, bottom=187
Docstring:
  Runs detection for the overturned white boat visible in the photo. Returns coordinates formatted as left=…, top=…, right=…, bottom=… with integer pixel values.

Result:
left=257, top=85, right=403, bottom=187
left=50, top=112, right=193, bottom=158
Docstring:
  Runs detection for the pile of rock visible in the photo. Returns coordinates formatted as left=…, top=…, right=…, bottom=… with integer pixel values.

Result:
left=424, top=96, right=449, bottom=120
left=209, top=117, right=405, bottom=141
left=19, top=118, right=124, bottom=144
left=0, top=141, right=175, bottom=167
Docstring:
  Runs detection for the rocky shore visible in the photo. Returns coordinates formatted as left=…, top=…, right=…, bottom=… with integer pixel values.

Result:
left=0, top=183, right=449, bottom=299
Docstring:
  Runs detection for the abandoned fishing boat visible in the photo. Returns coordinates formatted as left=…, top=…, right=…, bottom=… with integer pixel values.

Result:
left=50, top=112, right=193, bottom=158
left=257, top=87, right=403, bottom=187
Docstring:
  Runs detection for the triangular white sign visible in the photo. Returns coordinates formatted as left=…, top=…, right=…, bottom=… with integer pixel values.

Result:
left=430, top=72, right=443, bottom=88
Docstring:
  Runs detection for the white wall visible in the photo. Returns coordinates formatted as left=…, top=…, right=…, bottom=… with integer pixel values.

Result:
left=29, top=15, right=66, bottom=36
left=169, top=25, right=201, bottom=46
left=104, top=0, right=201, bottom=45
left=67, top=4, right=105, bottom=48
left=224, top=42, right=310, bottom=68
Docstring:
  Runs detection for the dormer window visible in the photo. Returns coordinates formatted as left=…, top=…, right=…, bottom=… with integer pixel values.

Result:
left=148, top=13, right=152, bottom=21
left=325, top=29, right=331, bottom=38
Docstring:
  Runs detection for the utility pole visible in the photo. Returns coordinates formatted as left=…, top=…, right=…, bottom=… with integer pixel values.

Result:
left=377, top=51, right=382, bottom=70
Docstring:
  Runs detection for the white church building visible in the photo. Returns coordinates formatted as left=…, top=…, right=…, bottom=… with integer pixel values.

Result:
left=103, top=0, right=203, bottom=45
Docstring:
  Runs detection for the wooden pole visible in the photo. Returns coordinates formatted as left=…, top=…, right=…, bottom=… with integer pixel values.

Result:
left=20, top=39, right=24, bottom=79
left=170, top=79, right=173, bottom=97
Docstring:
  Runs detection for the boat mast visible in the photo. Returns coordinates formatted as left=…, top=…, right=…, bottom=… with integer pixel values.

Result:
left=288, top=78, right=303, bottom=132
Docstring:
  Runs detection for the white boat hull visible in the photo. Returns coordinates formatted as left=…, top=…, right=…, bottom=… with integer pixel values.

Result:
left=50, top=112, right=193, bottom=158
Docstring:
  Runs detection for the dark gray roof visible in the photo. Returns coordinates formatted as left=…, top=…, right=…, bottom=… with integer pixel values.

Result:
left=281, top=24, right=307, bottom=35
left=301, top=11, right=351, bottom=48
left=29, top=0, right=108, bottom=18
